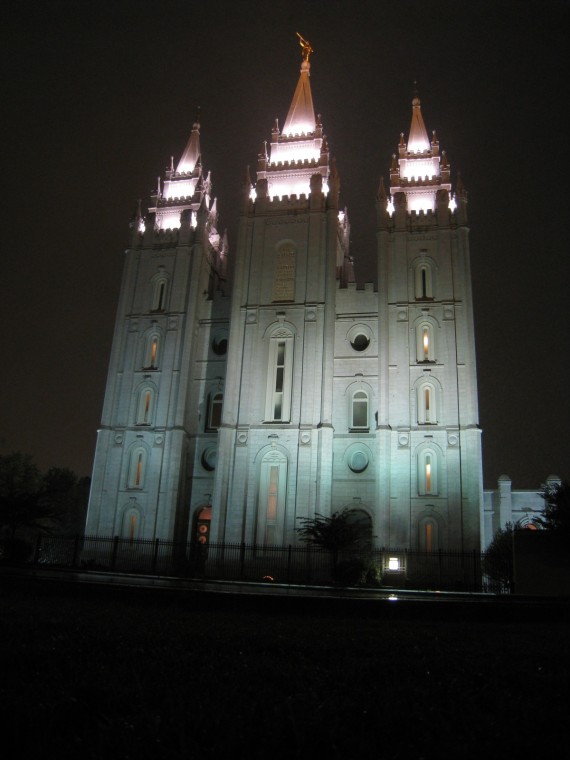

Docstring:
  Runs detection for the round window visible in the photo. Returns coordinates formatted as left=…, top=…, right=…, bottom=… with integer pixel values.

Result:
left=350, top=333, right=370, bottom=352
left=212, top=335, right=228, bottom=355
left=349, top=450, right=369, bottom=474
left=201, top=447, right=217, bottom=471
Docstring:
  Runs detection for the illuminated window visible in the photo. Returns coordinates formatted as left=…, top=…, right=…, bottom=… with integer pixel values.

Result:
left=136, top=387, right=155, bottom=425
left=418, top=449, right=438, bottom=496
left=351, top=390, right=369, bottom=430
left=151, top=275, right=168, bottom=312
left=416, top=322, right=435, bottom=362
left=419, top=517, right=439, bottom=552
left=128, top=447, right=147, bottom=489
left=417, top=382, right=437, bottom=424
left=122, top=507, right=142, bottom=540
left=144, top=334, right=160, bottom=369
left=415, top=263, right=433, bottom=300
left=207, top=392, right=223, bottom=430
left=265, top=332, right=294, bottom=422
left=257, top=450, right=288, bottom=545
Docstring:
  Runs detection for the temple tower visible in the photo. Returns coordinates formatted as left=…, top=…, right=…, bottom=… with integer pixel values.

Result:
left=85, top=119, right=229, bottom=541
left=210, top=39, right=355, bottom=544
left=376, top=95, right=484, bottom=551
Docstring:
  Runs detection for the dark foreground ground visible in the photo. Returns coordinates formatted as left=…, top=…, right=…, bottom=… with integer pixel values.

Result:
left=1, top=574, right=569, bottom=759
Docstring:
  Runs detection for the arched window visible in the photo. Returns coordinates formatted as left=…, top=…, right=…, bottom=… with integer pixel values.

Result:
left=206, top=392, right=223, bottom=431
left=150, top=275, right=168, bottom=312
left=419, top=516, right=439, bottom=552
left=351, top=390, right=369, bottom=430
left=136, top=387, right=155, bottom=426
left=418, top=449, right=438, bottom=496
left=265, top=331, right=294, bottom=422
left=257, top=450, right=288, bottom=545
left=417, top=382, right=437, bottom=424
left=416, top=322, right=435, bottom=362
left=122, top=506, right=142, bottom=540
left=128, top=447, right=147, bottom=489
left=415, top=263, right=433, bottom=300
left=144, top=334, right=160, bottom=369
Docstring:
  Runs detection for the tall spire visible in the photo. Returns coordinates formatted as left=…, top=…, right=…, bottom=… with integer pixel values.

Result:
left=388, top=92, right=451, bottom=214
left=282, top=34, right=316, bottom=136
left=407, top=92, right=430, bottom=153
left=177, top=109, right=201, bottom=173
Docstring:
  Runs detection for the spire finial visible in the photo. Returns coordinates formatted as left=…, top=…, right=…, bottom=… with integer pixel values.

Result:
left=296, top=32, right=313, bottom=62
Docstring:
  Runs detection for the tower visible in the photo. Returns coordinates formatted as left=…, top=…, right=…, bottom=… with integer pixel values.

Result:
left=85, top=118, right=230, bottom=542
left=376, top=95, right=484, bottom=551
left=210, top=39, right=355, bottom=545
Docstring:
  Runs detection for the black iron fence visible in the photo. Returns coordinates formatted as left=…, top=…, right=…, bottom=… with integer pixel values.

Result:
left=0, top=533, right=511, bottom=593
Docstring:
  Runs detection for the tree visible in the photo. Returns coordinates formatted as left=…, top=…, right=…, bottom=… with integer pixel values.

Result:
left=482, top=522, right=514, bottom=592
left=0, top=454, right=84, bottom=539
left=296, top=509, right=376, bottom=585
left=296, top=508, right=372, bottom=552
left=0, top=452, right=43, bottom=537
left=533, top=481, right=570, bottom=535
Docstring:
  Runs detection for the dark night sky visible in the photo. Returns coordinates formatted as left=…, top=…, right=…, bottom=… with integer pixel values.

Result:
left=2, top=0, right=569, bottom=489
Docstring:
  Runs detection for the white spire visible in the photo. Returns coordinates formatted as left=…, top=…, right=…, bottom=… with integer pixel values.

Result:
left=177, top=115, right=201, bottom=173
left=282, top=33, right=316, bottom=136
left=407, top=95, right=430, bottom=153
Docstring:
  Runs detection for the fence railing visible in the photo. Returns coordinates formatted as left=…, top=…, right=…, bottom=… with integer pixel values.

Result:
left=0, top=533, right=511, bottom=593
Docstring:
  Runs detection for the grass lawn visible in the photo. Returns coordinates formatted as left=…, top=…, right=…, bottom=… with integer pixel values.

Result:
left=1, top=577, right=569, bottom=758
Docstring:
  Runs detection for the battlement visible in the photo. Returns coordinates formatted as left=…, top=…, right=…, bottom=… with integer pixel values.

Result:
left=268, top=157, right=321, bottom=170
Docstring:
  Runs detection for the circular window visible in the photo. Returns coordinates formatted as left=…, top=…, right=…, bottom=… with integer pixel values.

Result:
left=348, top=449, right=369, bottom=474
left=212, top=335, right=228, bottom=355
left=350, top=333, right=370, bottom=352
left=201, top=447, right=217, bottom=471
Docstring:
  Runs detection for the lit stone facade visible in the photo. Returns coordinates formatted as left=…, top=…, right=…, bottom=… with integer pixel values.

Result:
left=87, top=50, right=493, bottom=551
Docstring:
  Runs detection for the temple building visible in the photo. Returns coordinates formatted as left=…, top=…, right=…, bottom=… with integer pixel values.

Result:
left=85, top=39, right=548, bottom=551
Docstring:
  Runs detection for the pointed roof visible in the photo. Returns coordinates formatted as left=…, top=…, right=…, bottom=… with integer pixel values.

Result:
left=407, top=96, right=430, bottom=153
left=177, top=117, right=201, bottom=173
left=282, top=59, right=316, bottom=136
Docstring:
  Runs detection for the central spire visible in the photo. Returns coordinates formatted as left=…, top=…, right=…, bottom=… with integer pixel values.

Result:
left=282, top=34, right=316, bottom=136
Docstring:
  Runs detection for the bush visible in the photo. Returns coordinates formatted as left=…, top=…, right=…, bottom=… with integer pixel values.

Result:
left=482, top=523, right=514, bottom=592
left=333, top=557, right=369, bottom=586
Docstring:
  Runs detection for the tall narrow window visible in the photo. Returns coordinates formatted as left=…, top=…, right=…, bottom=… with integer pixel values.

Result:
left=136, top=387, right=155, bottom=425
left=122, top=507, right=142, bottom=540
left=415, top=263, right=433, bottom=300
left=419, top=517, right=439, bottom=552
left=128, top=447, right=147, bottom=489
left=274, top=341, right=285, bottom=419
left=266, top=465, right=279, bottom=544
left=416, top=322, right=435, bottom=362
left=422, top=328, right=430, bottom=360
left=207, top=392, right=223, bottom=430
left=143, top=333, right=161, bottom=369
left=425, top=455, right=432, bottom=493
left=151, top=276, right=168, bottom=312
left=417, top=383, right=437, bottom=424
left=351, top=390, right=369, bottom=430
left=257, top=450, right=288, bottom=545
left=418, top=449, right=438, bottom=496
left=265, top=332, right=294, bottom=422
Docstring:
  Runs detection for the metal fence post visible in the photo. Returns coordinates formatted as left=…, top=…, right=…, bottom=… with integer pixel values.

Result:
left=33, top=533, right=42, bottom=565
left=152, top=538, right=160, bottom=575
left=72, top=534, right=80, bottom=568
left=111, top=535, right=119, bottom=570
left=239, top=541, right=246, bottom=579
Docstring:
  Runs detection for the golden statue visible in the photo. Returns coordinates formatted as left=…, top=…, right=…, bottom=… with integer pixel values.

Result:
left=296, top=32, right=313, bottom=62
